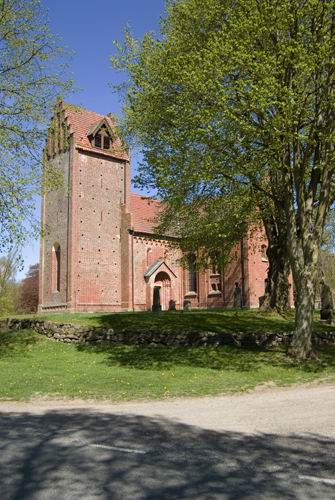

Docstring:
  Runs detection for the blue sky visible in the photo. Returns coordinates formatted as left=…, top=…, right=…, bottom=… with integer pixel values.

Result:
left=18, top=0, right=166, bottom=279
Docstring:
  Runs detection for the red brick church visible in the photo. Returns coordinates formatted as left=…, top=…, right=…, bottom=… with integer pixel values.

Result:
left=38, top=101, right=269, bottom=313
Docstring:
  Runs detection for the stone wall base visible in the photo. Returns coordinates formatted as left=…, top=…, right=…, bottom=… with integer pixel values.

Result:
left=0, top=318, right=334, bottom=348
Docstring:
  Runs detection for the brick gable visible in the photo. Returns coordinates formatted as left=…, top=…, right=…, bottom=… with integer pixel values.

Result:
left=60, top=102, right=129, bottom=161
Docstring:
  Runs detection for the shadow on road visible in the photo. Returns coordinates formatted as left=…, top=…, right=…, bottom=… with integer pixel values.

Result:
left=0, top=410, right=334, bottom=499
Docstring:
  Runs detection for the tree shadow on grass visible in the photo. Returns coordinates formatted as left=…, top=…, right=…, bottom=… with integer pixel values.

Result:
left=39, top=308, right=334, bottom=335
left=0, top=409, right=334, bottom=499
left=92, top=309, right=296, bottom=334
left=77, top=342, right=335, bottom=374
left=0, top=330, right=41, bottom=359
left=40, top=309, right=298, bottom=334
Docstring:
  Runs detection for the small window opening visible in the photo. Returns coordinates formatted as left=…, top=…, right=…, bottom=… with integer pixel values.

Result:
left=92, top=125, right=112, bottom=150
left=52, top=243, right=61, bottom=292
left=188, top=254, right=197, bottom=293
left=103, top=136, right=111, bottom=149
left=94, top=134, right=102, bottom=148
left=209, top=252, right=222, bottom=294
left=261, top=244, right=268, bottom=261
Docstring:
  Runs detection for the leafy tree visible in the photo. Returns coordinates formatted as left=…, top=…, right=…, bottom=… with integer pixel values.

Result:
left=318, top=250, right=335, bottom=293
left=113, top=0, right=335, bottom=359
left=18, top=263, right=39, bottom=313
left=316, top=209, right=335, bottom=296
left=158, top=184, right=256, bottom=269
left=0, top=0, right=71, bottom=254
left=0, top=250, right=19, bottom=314
left=113, top=3, right=292, bottom=312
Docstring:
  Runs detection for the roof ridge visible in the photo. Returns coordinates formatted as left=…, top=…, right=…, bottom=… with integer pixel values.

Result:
left=63, top=102, right=105, bottom=118
left=131, top=192, right=152, bottom=198
left=130, top=192, right=160, bottom=202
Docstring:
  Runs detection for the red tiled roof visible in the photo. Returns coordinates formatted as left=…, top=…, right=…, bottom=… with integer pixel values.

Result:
left=130, top=193, right=162, bottom=234
left=63, top=103, right=129, bottom=161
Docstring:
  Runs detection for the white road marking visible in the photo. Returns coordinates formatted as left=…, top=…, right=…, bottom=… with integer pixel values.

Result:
left=88, top=443, right=147, bottom=454
left=72, top=438, right=147, bottom=455
left=299, top=475, right=335, bottom=486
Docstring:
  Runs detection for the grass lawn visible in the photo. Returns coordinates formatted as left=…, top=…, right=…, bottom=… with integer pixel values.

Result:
left=12, top=308, right=335, bottom=335
left=0, top=328, right=334, bottom=401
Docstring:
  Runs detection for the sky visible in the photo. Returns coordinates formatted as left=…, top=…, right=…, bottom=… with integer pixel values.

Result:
left=18, top=0, right=166, bottom=280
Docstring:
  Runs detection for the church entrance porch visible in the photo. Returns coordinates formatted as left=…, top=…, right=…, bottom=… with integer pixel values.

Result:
left=153, top=271, right=171, bottom=311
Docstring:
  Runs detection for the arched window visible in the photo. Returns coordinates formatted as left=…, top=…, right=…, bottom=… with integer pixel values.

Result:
left=146, top=247, right=152, bottom=267
left=261, top=244, right=268, bottom=261
left=52, top=243, right=61, bottom=292
left=209, top=252, right=222, bottom=294
left=188, top=254, right=197, bottom=293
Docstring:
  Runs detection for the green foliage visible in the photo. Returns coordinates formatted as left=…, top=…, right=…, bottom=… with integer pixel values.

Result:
left=0, top=328, right=334, bottom=400
left=0, top=0, right=72, bottom=253
left=0, top=250, right=19, bottom=314
left=113, top=0, right=335, bottom=358
left=17, top=263, right=39, bottom=313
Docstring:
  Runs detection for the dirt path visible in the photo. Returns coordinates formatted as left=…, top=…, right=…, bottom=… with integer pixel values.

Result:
left=1, top=383, right=334, bottom=436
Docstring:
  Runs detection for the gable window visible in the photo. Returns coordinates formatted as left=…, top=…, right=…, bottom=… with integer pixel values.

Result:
left=94, top=134, right=102, bottom=148
left=91, top=124, right=112, bottom=151
left=103, top=136, right=110, bottom=149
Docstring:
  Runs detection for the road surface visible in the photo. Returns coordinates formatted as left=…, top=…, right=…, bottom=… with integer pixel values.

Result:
left=0, top=384, right=334, bottom=499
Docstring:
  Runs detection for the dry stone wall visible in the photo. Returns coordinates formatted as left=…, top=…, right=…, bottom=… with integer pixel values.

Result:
left=0, top=318, right=334, bottom=348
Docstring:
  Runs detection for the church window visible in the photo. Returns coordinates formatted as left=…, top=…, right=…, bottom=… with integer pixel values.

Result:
left=209, top=252, right=222, bottom=294
left=261, top=244, right=268, bottom=261
left=92, top=124, right=112, bottom=151
left=188, top=254, right=197, bottom=293
left=103, top=136, right=111, bottom=149
left=147, top=248, right=152, bottom=266
left=52, top=243, right=61, bottom=292
left=211, top=263, right=220, bottom=275
left=94, top=134, right=102, bottom=148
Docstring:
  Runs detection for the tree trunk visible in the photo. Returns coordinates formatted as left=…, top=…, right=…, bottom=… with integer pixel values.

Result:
left=261, top=217, right=290, bottom=311
left=266, top=241, right=290, bottom=311
left=290, top=278, right=315, bottom=360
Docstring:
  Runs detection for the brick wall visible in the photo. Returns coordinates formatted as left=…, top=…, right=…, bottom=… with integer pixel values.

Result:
left=72, top=150, right=128, bottom=312
left=39, top=150, right=71, bottom=310
left=132, top=236, right=183, bottom=310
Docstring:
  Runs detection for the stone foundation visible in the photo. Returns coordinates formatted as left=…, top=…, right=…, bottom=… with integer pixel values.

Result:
left=0, top=318, right=334, bottom=348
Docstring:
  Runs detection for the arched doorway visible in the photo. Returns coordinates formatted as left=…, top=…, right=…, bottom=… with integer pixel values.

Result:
left=153, top=271, right=171, bottom=311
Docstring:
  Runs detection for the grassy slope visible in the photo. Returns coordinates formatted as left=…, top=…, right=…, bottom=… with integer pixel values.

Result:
left=11, top=308, right=335, bottom=334
left=0, top=329, right=334, bottom=401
